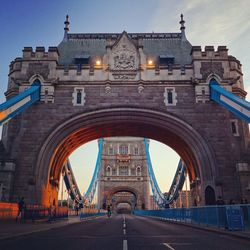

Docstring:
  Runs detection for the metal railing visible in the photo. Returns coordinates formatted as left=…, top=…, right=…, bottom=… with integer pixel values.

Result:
left=134, top=204, right=250, bottom=231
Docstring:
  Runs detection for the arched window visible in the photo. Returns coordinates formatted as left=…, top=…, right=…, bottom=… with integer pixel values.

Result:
left=106, top=166, right=111, bottom=176
left=136, top=166, right=141, bottom=176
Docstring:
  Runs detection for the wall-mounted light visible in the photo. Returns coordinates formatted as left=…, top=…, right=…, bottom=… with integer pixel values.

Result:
left=96, top=59, right=101, bottom=66
left=148, top=59, right=153, bottom=65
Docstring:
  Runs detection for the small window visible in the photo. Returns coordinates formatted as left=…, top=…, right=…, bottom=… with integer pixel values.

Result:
left=76, top=90, right=82, bottom=104
left=112, top=167, right=117, bottom=176
left=72, top=87, right=85, bottom=106
left=134, top=147, right=139, bottom=155
left=164, top=87, right=177, bottom=106
left=119, top=145, right=128, bottom=155
left=230, top=120, right=239, bottom=136
left=108, top=147, right=114, bottom=155
left=167, top=90, right=173, bottom=104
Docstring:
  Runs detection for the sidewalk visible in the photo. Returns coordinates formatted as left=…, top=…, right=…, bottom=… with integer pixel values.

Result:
left=0, top=216, right=101, bottom=240
left=159, top=217, right=250, bottom=241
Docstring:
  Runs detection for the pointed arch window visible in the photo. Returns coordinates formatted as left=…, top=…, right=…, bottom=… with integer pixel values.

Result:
left=106, top=166, right=111, bottom=176
left=136, top=166, right=141, bottom=176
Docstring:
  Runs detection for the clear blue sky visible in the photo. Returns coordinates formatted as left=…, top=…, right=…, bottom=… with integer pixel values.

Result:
left=0, top=0, right=250, bottom=195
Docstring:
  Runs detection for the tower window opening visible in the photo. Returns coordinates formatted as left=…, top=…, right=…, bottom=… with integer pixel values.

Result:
left=119, top=145, right=128, bottom=155
left=167, top=90, right=173, bottom=104
left=76, top=90, right=82, bottom=104
left=230, top=120, right=239, bottom=136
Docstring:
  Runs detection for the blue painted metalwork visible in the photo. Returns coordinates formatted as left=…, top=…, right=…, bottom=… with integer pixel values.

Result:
left=144, top=138, right=186, bottom=208
left=134, top=204, right=250, bottom=231
left=0, top=80, right=41, bottom=126
left=80, top=212, right=106, bottom=219
left=210, top=79, right=250, bottom=123
left=83, top=138, right=103, bottom=204
left=63, top=161, right=83, bottom=204
left=62, top=139, right=103, bottom=206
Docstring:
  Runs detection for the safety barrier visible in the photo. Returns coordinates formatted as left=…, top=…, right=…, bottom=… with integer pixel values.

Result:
left=0, top=202, right=18, bottom=220
left=134, top=204, right=250, bottom=231
left=0, top=202, right=68, bottom=222
left=80, top=208, right=106, bottom=219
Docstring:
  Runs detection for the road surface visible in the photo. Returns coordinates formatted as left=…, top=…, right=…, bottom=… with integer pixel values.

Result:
left=0, top=214, right=249, bottom=250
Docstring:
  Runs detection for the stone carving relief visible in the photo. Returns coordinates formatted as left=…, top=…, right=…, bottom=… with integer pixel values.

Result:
left=114, top=50, right=135, bottom=70
left=200, top=62, right=224, bottom=80
left=26, top=63, right=49, bottom=80
left=110, top=32, right=138, bottom=80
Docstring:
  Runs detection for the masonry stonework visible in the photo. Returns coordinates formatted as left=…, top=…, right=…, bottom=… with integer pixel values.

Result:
left=0, top=16, right=249, bottom=206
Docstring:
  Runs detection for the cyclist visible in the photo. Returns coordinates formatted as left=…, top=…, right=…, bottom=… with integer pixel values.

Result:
left=107, top=205, right=111, bottom=217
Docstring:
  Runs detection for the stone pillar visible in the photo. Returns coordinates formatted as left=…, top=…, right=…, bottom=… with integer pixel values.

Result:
left=236, top=163, right=250, bottom=202
left=0, top=161, right=16, bottom=201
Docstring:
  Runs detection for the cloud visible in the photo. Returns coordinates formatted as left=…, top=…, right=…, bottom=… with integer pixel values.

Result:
left=149, top=0, right=250, bottom=99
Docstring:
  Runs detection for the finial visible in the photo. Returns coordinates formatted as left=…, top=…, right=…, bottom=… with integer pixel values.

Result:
left=179, top=14, right=186, bottom=41
left=63, top=15, right=70, bottom=41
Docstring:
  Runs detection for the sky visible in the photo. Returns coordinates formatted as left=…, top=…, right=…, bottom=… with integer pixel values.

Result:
left=0, top=0, right=250, bottom=196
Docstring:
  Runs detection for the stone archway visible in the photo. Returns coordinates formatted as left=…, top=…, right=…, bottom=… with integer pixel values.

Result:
left=35, top=107, right=218, bottom=206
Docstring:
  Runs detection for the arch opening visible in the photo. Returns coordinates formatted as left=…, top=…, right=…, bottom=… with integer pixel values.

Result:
left=35, top=107, right=217, bottom=206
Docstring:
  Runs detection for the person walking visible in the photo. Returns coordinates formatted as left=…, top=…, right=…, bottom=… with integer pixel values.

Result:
left=16, top=197, right=25, bottom=223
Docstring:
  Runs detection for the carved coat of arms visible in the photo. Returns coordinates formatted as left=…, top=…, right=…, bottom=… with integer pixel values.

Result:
left=110, top=32, right=138, bottom=80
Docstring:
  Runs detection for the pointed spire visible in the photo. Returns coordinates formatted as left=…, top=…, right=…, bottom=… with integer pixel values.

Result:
left=63, top=15, right=70, bottom=41
left=179, top=14, right=187, bottom=41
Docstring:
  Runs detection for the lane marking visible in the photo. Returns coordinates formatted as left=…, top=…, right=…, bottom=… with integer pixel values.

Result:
left=123, top=229, right=126, bottom=235
left=123, top=240, right=128, bottom=250
left=163, top=243, right=175, bottom=250
left=123, top=223, right=126, bottom=228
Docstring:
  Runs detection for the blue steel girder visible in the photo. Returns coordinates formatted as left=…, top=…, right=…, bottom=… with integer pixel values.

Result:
left=0, top=80, right=41, bottom=126
left=83, top=138, right=103, bottom=204
left=210, top=79, right=250, bottom=123
left=144, top=138, right=187, bottom=208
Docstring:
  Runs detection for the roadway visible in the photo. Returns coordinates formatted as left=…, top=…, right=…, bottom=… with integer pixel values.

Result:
left=0, top=214, right=249, bottom=250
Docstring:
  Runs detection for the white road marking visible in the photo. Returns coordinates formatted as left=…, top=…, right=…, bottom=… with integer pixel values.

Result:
left=123, top=229, right=126, bottom=235
left=163, top=243, right=175, bottom=250
left=123, top=240, right=128, bottom=250
left=123, top=223, right=126, bottom=228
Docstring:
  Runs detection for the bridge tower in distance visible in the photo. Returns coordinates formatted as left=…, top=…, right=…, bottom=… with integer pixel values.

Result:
left=97, top=137, right=150, bottom=212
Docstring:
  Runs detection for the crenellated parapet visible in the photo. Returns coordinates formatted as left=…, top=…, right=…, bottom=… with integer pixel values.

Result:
left=6, top=47, right=59, bottom=102
left=191, top=45, right=246, bottom=102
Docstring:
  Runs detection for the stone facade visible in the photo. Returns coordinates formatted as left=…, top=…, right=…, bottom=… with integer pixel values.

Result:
left=0, top=16, right=249, bottom=206
left=97, top=137, right=150, bottom=210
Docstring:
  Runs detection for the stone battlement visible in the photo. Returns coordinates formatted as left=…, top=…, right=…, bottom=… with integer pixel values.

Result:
left=22, top=46, right=59, bottom=60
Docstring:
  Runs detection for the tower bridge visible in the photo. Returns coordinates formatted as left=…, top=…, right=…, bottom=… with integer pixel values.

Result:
left=0, top=15, right=249, bottom=208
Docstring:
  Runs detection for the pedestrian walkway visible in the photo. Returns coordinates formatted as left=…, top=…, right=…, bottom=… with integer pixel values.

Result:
left=159, top=217, right=250, bottom=241
left=0, top=216, right=100, bottom=240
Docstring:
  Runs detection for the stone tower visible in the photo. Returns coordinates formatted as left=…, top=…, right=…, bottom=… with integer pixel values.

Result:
left=97, top=137, right=150, bottom=211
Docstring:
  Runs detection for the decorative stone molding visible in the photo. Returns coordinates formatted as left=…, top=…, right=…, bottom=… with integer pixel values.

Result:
left=105, top=84, right=112, bottom=94
left=138, top=84, right=144, bottom=94
left=40, top=85, right=55, bottom=103
left=195, top=85, right=210, bottom=103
